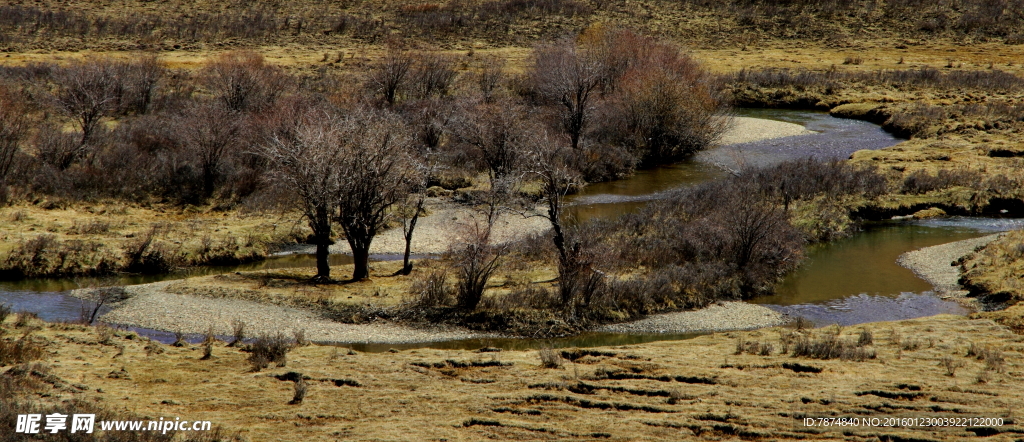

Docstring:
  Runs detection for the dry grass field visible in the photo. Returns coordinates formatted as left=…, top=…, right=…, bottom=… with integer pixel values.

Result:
left=0, top=203, right=305, bottom=278
left=3, top=313, right=1022, bottom=441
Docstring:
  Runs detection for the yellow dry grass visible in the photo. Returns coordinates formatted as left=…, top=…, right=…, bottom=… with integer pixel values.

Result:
left=6, top=313, right=1022, bottom=441
left=961, top=230, right=1024, bottom=304
left=0, top=202, right=306, bottom=276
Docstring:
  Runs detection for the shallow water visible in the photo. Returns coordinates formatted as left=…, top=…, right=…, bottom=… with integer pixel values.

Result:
left=565, top=109, right=899, bottom=221
left=0, top=110, right=1017, bottom=349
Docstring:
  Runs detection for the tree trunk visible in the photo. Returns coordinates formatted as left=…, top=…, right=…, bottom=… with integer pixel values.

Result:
left=315, top=237, right=331, bottom=281
left=400, top=199, right=423, bottom=276
left=312, top=206, right=332, bottom=283
left=401, top=237, right=413, bottom=275
left=202, top=167, right=216, bottom=199
left=352, top=246, right=370, bottom=281
left=544, top=179, right=574, bottom=308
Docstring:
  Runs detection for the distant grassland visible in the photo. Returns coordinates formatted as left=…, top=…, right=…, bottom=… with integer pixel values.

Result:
left=2, top=0, right=1024, bottom=53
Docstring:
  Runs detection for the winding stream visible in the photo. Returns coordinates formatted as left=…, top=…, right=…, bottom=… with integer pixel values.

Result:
left=2, top=109, right=1020, bottom=349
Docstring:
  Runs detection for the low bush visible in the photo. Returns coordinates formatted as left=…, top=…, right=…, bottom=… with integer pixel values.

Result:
left=940, top=355, right=966, bottom=376
left=791, top=333, right=876, bottom=361
left=901, top=169, right=983, bottom=194
left=289, top=377, right=307, bottom=405
left=735, top=340, right=774, bottom=356
left=0, top=335, right=45, bottom=365
left=731, top=67, right=1024, bottom=93
left=247, top=333, right=293, bottom=372
left=538, top=347, right=563, bottom=368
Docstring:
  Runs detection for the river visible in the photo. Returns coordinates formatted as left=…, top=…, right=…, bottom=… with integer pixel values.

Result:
left=1, top=109, right=1020, bottom=349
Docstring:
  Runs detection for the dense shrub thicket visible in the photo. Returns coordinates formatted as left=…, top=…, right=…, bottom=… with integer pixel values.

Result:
left=0, top=27, right=724, bottom=208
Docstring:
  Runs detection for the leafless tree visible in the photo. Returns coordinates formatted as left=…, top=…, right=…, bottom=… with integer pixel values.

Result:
left=202, top=51, right=288, bottom=113
left=0, top=85, right=27, bottom=185
left=114, top=55, right=163, bottom=115
left=531, top=43, right=601, bottom=150
left=257, top=107, right=346, bottom=282
left=370, top=51, right=414, bottom=106
left=477, top=57, right=506, bottom=103
left=451, top=99, right=533, bottom=184
left=723, top=189, right=791, bottom=269
left=334, top=108, right=416, bottom=280
left=34, top=123, right=82, bottom=171
left=410, top=53, right=458, bottom=99
left=176, top=100, right=245, bottom=199
left=450, top=220, right=508, bottom=311
left=262, top=105, right=417, bottom=281
left=524, top=132, right=603, bottom=319
left=405, top=98, right=453, bottom=152
left=50, top=59, right=121, bottom=149
left=395, top=155, right=435, bottom=275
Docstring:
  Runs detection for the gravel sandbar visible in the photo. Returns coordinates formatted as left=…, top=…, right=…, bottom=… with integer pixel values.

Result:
left=596, top=301, right=788, bottom=334
left=97, top=281, right=497, bottom=344
left=897, top=234, right=1002, bottom=298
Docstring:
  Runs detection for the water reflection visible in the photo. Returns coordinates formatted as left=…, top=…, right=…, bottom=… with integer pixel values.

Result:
left=758, top=222, right=988, bottom=306
left=765, top=292, right=972, bottom=327
left=565, top=109, right=900, bottom=222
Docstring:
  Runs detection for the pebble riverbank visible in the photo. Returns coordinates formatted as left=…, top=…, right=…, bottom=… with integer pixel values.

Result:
left=93, top=281, right=499, bottom=344
left=596, top=301, right=788, bottom=334
left=897, top=233, right=1003, bottom=300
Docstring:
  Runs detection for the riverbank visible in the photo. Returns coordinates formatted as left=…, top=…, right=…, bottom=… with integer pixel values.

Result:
left=5, top=313, right=1021, bottom=441
left=94, top=281, right=498, bottom=344
left=597, top=301, right=787, bottom=334
left=84, top=273, right=790, bottom=345
left=897, top=234, right=1003, bottom=304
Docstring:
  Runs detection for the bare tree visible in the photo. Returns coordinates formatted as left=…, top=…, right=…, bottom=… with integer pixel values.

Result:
left=395, top=156, right=435, bottom=275
left=257, top=107, right=346, bottom=282
left=410, top=53, right=458, bottom=99
left=0, top=85, right=26, bottom=185
left=177, top=101, right=245, bottom=199
left=450, top=220, right=508, bottom=311
left=114, top=55, right=163, bottom=115
left=451, top=99, right=533, bottom=184
left=406, top=98, right=453, bottom=151
left=524, top=133, right=603, bottom=319
left=50, top=59, right=121, bottom=149
left=334, top=109, right=415, bottom=280
left=202, top=51, right=288, bottom=113
left=34, top=123, right=82, bottom=171
left=477, top=57, right=506, bottom=103
left=531, top=43, right=601, bottom=150
left=258, top=106, right=413, bottom=281
left=370, top=51, right=414, bottom=106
